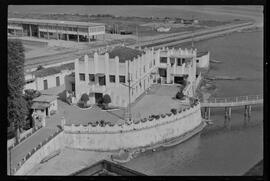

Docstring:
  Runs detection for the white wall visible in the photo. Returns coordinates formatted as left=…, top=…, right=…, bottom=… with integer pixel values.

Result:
left=36, top=70, right=72, bottom=91
left=196, top=52, right=210, bottom=69
left=64, top=102, right=202, bottom=151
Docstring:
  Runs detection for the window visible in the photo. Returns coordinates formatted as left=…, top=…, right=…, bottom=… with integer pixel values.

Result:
left=99, top=76, right=106, bottom=86
left=160, top=57, right=167, bottom=63
left=79, top=73, right=85, bottom=81
left=196, top=59, right=199, bottom=63
left=89, top=74, right=95, bottom=82
left=119, top=75, right=125, bottom=83
left=182, top=58, right=186, bottom=64
left=177, top=58, right=182, bottom=66
left=56, top=76, right=60, bottom=86
left=109, top=75, right=115, bottom=83
left=153, top=59, right=155, bottom=65
left=43, top=79, right=48, bottom=90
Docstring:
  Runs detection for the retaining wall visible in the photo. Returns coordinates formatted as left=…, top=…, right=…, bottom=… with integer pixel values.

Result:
left=14, top=130, right=65, bottom=175
left=64, top=102, right=202, bottom=151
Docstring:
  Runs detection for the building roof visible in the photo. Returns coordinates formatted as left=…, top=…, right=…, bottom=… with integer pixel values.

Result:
left=71, top=160, right=146, bottom=176
left=33, top=63, right=74, bottom=78
left=33, top=94, right=58, bottom=103
left=8, top=18, right=104, bottom=28
left=197, top=51, right=209, bottom=57
left=109, top=46, right=144, bottom=63
left=31, top=102, right=50, bottom=110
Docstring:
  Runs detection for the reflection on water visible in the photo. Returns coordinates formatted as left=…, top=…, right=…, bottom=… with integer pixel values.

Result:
left=123, top=30, right=263, bottom=175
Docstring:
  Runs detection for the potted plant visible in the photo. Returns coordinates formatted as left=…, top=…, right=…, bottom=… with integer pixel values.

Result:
left=171, top=108, right=177, bottom=115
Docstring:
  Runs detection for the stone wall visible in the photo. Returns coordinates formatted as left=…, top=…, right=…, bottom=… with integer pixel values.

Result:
left=63, top=102, right=202, bottom=151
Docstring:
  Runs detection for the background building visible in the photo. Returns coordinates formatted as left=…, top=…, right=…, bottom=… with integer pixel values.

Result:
left=8, top=18, right=105, bottom=42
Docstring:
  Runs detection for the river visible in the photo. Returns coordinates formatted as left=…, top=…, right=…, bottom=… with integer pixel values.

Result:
left=122, top=30, right=263, bottom=175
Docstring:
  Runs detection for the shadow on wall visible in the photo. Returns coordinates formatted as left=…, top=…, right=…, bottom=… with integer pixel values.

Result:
left=58, top=90, right=67, bottom=102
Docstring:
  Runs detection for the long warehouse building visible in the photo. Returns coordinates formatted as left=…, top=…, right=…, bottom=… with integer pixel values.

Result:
left=8, top=18, right=105, bottom=42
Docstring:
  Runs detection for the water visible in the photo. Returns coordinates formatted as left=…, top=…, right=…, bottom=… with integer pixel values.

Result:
left=122, top=30, right=263, bottom=175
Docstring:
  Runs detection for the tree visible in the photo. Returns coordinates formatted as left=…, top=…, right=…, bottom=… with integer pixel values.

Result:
left=80, top=93, right=89, bottom=107
left=103, top=94, right=111, bottom=109
left=8, top=39, right=28, bottom=142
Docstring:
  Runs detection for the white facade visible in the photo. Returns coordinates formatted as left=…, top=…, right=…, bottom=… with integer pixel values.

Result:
left=67, top=46, right=198, bottom=107
left=196, top=52, right=210, bottom=69
left=24, top=69, right=73, bottom=92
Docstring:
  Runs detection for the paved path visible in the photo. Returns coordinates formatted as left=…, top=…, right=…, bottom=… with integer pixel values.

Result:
left=9, top=127, right=59, bottom=171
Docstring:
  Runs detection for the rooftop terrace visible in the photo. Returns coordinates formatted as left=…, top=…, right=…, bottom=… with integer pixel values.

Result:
left=109, top=46, right=144, bottom=63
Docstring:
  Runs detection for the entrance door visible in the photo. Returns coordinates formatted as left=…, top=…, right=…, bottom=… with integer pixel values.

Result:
left=71, top=83, right=75, bottom=93
left=43, top=79, right=48, bottom=90
left=45, top=108, right=49, bottom=116
left=174, top=76, right=184, bottom=84
left=95, top=93, right=103, bottom=104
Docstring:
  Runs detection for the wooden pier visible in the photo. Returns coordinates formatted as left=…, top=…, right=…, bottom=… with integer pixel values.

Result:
left=201, top=95, right=263, bottom=127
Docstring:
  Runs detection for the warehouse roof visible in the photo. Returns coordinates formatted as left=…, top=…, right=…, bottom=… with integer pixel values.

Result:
left=109, top=46, right=144, bottom=63
left=33, top=63, right=74, bottom=78
left=8, top=18, right=104, bottom=27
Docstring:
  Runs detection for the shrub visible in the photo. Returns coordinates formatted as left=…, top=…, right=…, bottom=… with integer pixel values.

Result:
left=176, top=91, right=184, bottom=99
left=103, top=94, right=111, bottom=105
left=36, top=65, right=44, bottom=71
left=157, top=78, right=161, bottom=84
left=166, top=113, right=172, bottom=116
left=80, top=93, right=89, bottom=105
left=161, top=114, right=166, bottom=118
left=171, top=108, right=177, bottom=115
left=155, top=115, right=160, bottom=119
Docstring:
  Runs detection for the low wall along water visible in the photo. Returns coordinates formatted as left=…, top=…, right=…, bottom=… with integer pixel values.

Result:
left=64, top=102, right=202, bottom=151
left=13, top=101, right=202, bottom=175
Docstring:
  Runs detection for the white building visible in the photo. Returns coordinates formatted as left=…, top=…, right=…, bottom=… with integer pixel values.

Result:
left=24, top=63, right=74, bottom=92
left=196, top=51, right=210, bottom=69
left=156, top=26, right=171, bottom=32
left=65, top=46, right=200, bottom=107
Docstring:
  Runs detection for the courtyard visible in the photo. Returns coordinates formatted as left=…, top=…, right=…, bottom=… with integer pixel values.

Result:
left=59, top=84, right=190, bottom=125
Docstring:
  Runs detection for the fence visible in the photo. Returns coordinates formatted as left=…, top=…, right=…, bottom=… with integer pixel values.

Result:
left=8, top=126, right=42, bottom=149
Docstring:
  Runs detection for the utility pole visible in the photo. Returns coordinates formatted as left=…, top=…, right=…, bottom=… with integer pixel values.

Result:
left=128, top=60, right=131, bottom=122
left=136, top=26, right=138, bottom=45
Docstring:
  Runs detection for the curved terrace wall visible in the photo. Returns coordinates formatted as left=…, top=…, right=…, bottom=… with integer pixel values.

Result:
left=63, top=102, right=202, bottom=151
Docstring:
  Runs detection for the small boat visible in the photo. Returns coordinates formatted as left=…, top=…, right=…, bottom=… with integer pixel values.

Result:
left=210, top=59, right=222, bottom=63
